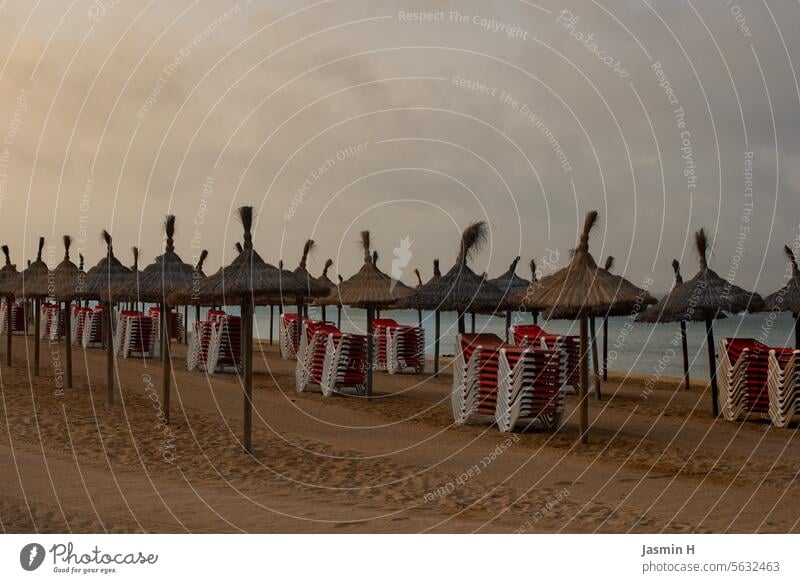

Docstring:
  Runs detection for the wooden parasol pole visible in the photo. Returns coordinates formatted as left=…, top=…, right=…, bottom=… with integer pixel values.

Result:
left=365, top=305, right=374, bottom=398
left=433, top=310, right=440, bottom=378
left=705, top=318, right=719, bottom=416
left=6, top=295, right=12, bottom=367
left=590, top=315, right=601, bottom=399
left=505, top=311, right=512, bottom=343
left=242, top=298, right=254, bottom=453
left=794, top=313, right=799, bottom=349
left=602, top=316, right=609, bottom=381
left=680, top=320, right=690, bottom=389
left=105, top=302, right=114, bottom=404
left=162, top=301, right=172, bottom=424
left=34, top=298, right=41, bottom=376
left=579, top=312, right=589, bottom=443
left=269, top=304, right=274, bottom=345
left=64, top=300, right=72, bottom=388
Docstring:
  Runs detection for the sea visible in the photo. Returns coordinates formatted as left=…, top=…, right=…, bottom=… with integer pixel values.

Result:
left=178, top=304, right=798, bottom=381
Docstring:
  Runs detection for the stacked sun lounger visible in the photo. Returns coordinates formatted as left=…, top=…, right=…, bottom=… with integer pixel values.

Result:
left=511, top=324, right=580, bottom=391
left=71, top=306, right=91, bottom=345
left=207, top=313, right=243, bottom=373
left=80, top=307, right=105, bottom=348
left=279, top=313, right=304, bottom=360
left=148, top=307, right=183, bottom=342
left=40, top=302, right=65, bottom=340
left=115, top=310, right=157, bottom=358
left=295, top=320, right=369, bottom=396
left=0, top=300, right=28, bottom=335
left=187, top=319, right=216, bottom=372
left=718, top=338, right=771, bottom=422
left=767, top=348, right=800, bottom=428
left=372, top=318, right=425, bottom=374
left=452, top=333, right=566, bottom=432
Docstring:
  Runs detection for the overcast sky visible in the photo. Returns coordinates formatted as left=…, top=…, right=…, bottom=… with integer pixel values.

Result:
left=1, top=0, right=798, bottom=293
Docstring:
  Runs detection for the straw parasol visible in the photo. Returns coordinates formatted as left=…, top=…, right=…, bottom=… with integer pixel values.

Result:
left=542, top=253, right=654, bottom=399
left=635, top=229, right=763, bottom=416
left=0, top=245, right=20, bottom=367
left=14, top=237, right=49, bottom=376
left=761, top=245, right=800, bottom=347
left=76, top=231, right=132, bottom=301
left=293, top=239, right=319, bottom=318
left=489, top=256, right=530, bottom=342
left=317, top=258, right=334, bottom=323
left=398, top=223, right=506, bottom=379
left=413, top=268, right=424, bottom=327
left=48, top=236, right=80, bottom=388
left=191, top=250, right=209, bottom=332
left=170, top=206, right=312, bottom=453
left=636, top=259, right=692, bottom=389
left=399, top=222, right=506, bottom=324
left=317, top=231, right=414, bottom=396
left=511, top=211, right=654, bottom=443
left=66, top=231, right=131, bottom=404
left=600, top=256, right=614, bottom=383
left=104, top=215, right=197, bottom=416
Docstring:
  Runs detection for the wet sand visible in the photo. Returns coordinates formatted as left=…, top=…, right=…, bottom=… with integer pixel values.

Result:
left=1, top=334, right=799, bottom=533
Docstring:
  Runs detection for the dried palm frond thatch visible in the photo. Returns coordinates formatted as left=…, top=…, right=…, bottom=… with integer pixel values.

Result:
left=317, top=231, right=414, bottom=307
left=638, top=229, right=764, bottom=415
left=0, top=245, right=20, bottom=295
left=169, top=207, right=315, bottom=305
left=50, top=236, right=80, bottom=298
left=104, top=215, right=197, bottom=304
left=763, top=245, right=800, bottom=313
left=517, top=214, right=655, bottom=315
left=489, top=256, right=530, bottom=304
left=397, top=222, right=506, bottom=312
left=14, top=237, right=49, bottom=298
left=637, top=229, right=763, bottom=323
left=65, top=231, right=131, bottom=301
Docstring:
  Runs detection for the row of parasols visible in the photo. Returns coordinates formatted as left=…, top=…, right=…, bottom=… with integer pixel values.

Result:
left=0, top=208, right=797, bottom=448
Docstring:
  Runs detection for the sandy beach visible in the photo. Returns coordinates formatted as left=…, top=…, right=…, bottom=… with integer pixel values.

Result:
left=0, top=334, right=798, bottom=534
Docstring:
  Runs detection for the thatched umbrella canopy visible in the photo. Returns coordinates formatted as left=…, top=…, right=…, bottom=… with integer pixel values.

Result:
left=14, top=237, right=49, bottom=298
left=47, top=236, right=80, bottom=389
left=491, top=256, right=530, bottom=303
left=636, top=259, right=692, bottom=389
left=318, top=232, right=414, bottom=309
left=397, top=222, right=506, bottom=337
left=0, top=245, right=19, bottom=296
left=169, top=206, right=312, bottom=453
left=102, top=215, right=198, bottom=417
left=761, top=245, right=800, bottom=347
left=292, top=239, right=323, bottom=317
left=316, top=258, right=334, bottom=322
left=511, top=211, right=653, bottom=443
left=14, top=237, right=49, bottom=377
left=73, top=231, right=132, bottom=301
left=635, top=229, right=763, bottom=416
left=106, top=216, right=196, bottom=305
left=490, top=256, right=531, bottom=342
left=0, top=245, right=20, bottom=367
left=317, top=231, right=414, bottom=397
